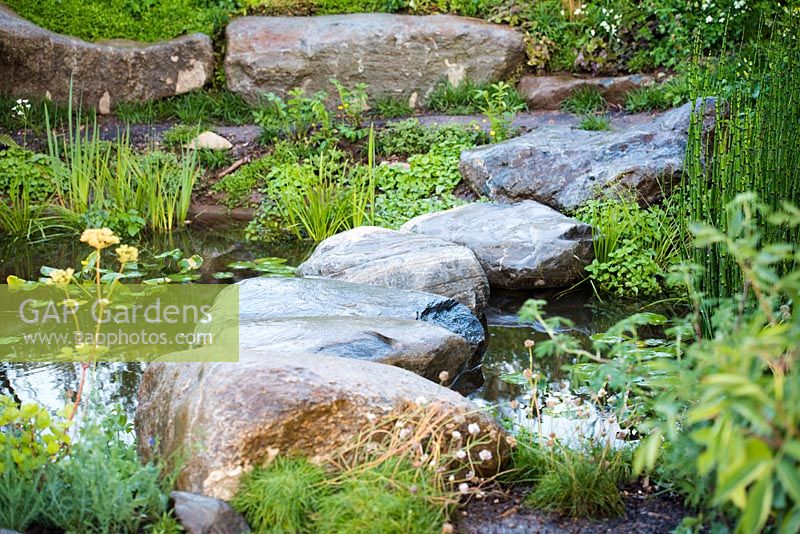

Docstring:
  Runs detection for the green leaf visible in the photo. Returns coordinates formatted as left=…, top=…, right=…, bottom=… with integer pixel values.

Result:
left=713, top=439, right=772, bottom=507
left=153, top=248, right=183, bottom=260
left=780, top=505, right=800, bottom=534
left=736, top=474, right=773, bottom=534
left=227, top=261, right=256, bottom=270
left=498, top=371, right=530, bottom=386
left=178, top=254, right=203, bottom=271
left=212, top=272, right=235, bottom=279
left=783, top=441, right=800, bottom=462
left=776, top=459, right=800, bottom=502
left=167, top=273, right=200, bottom=283
left=633, top=430, right=662, bottom=474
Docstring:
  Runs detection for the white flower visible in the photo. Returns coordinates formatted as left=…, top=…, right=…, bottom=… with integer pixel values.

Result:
left=467, top=423, right=480, bottom=436
left=414, top=396, right=427, bottom=406
left=478, top=450, right=493, bottom=462
left=451, top=430, right=462, bottom=440
left=455, top=450, right=467, bottom=460
left=365, top=413, right=377, bottom=422
left=448, top=474, right=455, bottom=482
left=706, top=15, right=714, bottom=23
left=458, top=483, right=470, bottom=494
left=399, top=427, right=412, bottom=440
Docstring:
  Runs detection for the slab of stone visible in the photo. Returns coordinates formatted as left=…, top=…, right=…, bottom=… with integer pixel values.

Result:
left=459, top=99, right=715, bottom=211
left=297, top=226, right=489, bottom=313
left=518, top=74, right=654, bottom=110
left=0, top=5, right=213, bottom=109
left=214, top=276, right=486, bottom=356
left=224, top=14, right=525, bottom=105
left=401, top=201, right=593, bottom=289
left=136, top=350, right=509, bottom=500
left=171, top=491, right=250, bottom=534
left=237, top=315, right=472, bottom=382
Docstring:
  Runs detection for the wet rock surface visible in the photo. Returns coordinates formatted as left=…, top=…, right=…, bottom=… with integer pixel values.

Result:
left=237, top=315, right=472, bottom=382
left=225, top=14, right=525, bottom=104
left=518, top=74, right=654, bottom=110
left=402, top=201, right=593, bottom=290
left=170, top=491, right=250, bottom=534
left=223, top=276, right=486, bottom=356
left=136, top=350, right=507, bottom=501
left=0, top=5, right=213, bottom=108
left=297, top=226, right=490, bottom=313
left=459, top=99, right=713, bottom=210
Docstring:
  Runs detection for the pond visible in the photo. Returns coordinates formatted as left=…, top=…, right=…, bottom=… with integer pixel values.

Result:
left=0, top=223, right=648, bottom=434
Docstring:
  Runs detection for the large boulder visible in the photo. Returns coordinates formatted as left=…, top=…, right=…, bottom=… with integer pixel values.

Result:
left=237, top=316, right=472, bottom=382
left=517, top=74, right=654, bottom=110
left=459, top=99, right=714, bottom=211
left=401, top=201, right=593, bottom=289
left=0, top=6, right=213, bottom=109
left=225, top=14, right=525, bottom=105
left=219, top=277, right=486, bottom=356
left=136, top=351, right=508, bottom=500
left=297, top=226, right=490, bottom=313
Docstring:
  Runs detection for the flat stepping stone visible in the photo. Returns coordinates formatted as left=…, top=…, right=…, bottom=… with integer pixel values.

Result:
left=210, top=276, right=486, bottom=358
left=137, top=351, right=508, bottom=500
left=238, top=316, right=471, bottom=383
left=401, top=201, right=593, bottom=290
left=225, top=14, right=525, bottom=104
left=297, top=226, right=489, bottom=313
left=459, top=99, right=715, bottom=211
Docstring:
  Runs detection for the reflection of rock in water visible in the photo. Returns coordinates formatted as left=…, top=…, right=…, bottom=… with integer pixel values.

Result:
left=484, top=288, right=594, bottom=333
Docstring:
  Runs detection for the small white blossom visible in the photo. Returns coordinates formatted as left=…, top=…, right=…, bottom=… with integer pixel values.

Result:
left=458, top=483, right=470, bottom=494
left=455, top=450, right=467, bottom=460
left=399, top=427, right=412, bottom=440
left=467, top=423, right=480, bottom=436
left=478, top=450, right=493, bottom=462
left=451, top=430, right=462, bottom=440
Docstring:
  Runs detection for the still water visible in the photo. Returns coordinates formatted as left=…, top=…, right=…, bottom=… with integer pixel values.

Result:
left=0, top=222, right=642, bottom=430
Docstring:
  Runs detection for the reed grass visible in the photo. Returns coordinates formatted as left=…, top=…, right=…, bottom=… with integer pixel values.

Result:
left=680, top=30, right=800, bottom=300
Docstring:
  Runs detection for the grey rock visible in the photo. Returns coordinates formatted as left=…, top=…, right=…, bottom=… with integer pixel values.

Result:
left=518, top=74, right=654, bottom=110
left=297, top=226, right=490, bottom=313
left=401, top=201, right=593, bottom=289
left=137, top=351, right=508, bottom=500
left=459, top=99, right=715, bottom=211
left=237, top=316, right=472, bottom=382
left=171, top=491, right=250, bottom=534
left=0, top=5, right=213, bottom=108
left=215, top=276, right=486, bottom=356
left=225, top=14, right=525, bottom=104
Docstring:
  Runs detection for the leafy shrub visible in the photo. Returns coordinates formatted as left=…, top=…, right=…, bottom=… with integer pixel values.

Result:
left=253, top=89, right=331, bottom=145
left=0, top=144, right=54, bottom=202
left=574, top=197, right=681, bottom=298
left=377, top=118, right=486, bottom=157
left=577, top=114, right=610, bottom=131
left=561, top=86, right=607, bottom=114
left=232, top=457, right=329, bottom=533
left=331, top=79, right=370, bottom=142
left=474, top=81, right=525, bottom=142
left=630, top=197, right=800, bottom=533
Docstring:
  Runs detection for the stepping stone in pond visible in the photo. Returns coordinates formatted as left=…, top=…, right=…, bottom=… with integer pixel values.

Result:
left=459, top=98, right=716, bottom=211
left=137, top=351, right=509, bottom=500
left=237, top=315, right=472, bottom=383
left=297, top=226, right=489, bottom=313
left=401, top=201, right=593, bottom=290
left=207, top=276, right=487, bottom=359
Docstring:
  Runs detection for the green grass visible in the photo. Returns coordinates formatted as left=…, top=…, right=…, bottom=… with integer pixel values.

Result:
left=578, top=114, right=610, bottom=131
left=561, top=86, right=607, bottom=115
left=231, top=457, right=329, bottom=534
left=3, top=0, right=232, bottom=42
left=625, top=77, right=692, bottom=112
left=373, top=96, right=414, bottom=119
left=314, top=458, right=445, bottom=534
left=115, top=90, right=254, bottom=125
left=426, top=78, right=526, bottom=115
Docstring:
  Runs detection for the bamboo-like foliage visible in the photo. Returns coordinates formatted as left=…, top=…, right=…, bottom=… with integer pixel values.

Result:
left=681, top=30, right=800, bottom=300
